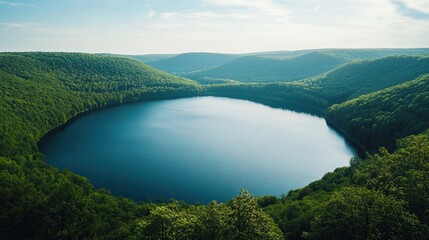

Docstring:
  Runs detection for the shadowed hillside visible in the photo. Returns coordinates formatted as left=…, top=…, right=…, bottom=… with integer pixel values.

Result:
left=146, top=52, right=238, bottom=74
left=187, top=52, right=346, bottom=83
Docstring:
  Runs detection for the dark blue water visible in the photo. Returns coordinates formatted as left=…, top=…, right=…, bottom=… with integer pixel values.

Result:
left=41, top=97, right=355, bottom=203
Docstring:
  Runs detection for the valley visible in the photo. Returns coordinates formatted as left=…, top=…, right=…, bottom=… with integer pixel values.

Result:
left=1, top=50, right=429, bottom=239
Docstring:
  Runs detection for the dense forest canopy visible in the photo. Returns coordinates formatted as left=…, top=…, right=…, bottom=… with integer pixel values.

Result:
left=306, top=55, right=429, bottom=104
left=0, top=52, right=200, bottom=157
left=326, top=74, right=429, bottom=151
left=1, top=51, right=429, bottom=239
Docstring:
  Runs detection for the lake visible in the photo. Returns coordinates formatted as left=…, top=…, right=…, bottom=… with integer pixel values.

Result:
left=41, top=96, right=355, bottom=203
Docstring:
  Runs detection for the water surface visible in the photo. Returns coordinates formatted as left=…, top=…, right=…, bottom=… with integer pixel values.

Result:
left=41, top=97, right=355, bottom=203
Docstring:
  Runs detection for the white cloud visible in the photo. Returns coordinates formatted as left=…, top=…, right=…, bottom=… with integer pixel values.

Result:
left=159, top=10, right=251, bottom=21
left=1, top=0, right=429, bottom=53
left=147, top=10, right=156, bottom=19
left=401, top=0, right=429, bottom=11
left=0, top=1, right=41, bottom=8
left=0, top=21, right=38, bottom=30
left=160, top=12, right=179, bottom=20
left=207, top=0, right=290, bottom=22
left=312, top=6, right=321, bottom=13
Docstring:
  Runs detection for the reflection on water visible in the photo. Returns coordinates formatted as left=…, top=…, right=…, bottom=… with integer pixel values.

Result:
left=41, top=97, right=355, bottom=203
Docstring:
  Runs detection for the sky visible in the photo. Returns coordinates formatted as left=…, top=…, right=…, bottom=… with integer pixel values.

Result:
left=0, top=0, right=429, bottom=54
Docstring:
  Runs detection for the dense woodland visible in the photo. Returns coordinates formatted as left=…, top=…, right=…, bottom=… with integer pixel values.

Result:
left=1, top=51, right=429, bottom=239
left=327, top=73, right=429, bottom=151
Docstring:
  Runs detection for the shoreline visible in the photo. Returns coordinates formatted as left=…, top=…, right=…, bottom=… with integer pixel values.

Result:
left=37, top=93, right=199, bottom=151
left=39, top=92, right=366, bottom=159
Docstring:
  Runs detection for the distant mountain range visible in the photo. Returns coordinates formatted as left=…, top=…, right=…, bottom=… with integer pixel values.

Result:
left=105, top=48, right=429, bottom=84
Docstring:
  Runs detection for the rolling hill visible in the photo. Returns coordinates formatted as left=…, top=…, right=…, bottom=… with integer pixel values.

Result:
left=138, top=48, right=429, bottom=84
left=187, top=51, right=346, bottom=83
left=2, top=50, right=429, bottom=239
left=326, top=73, right=429, bottom=150
left=97, top=53, right=177, bottom=63
left=247, top=48, right=429, bottom=60
left=204, top=55, right=429, bottom=116
left=306, top=55, right=429, bottom=104
left=145, top=52, right=238, bottom=74
left=0, top=52, right=200, bottom=156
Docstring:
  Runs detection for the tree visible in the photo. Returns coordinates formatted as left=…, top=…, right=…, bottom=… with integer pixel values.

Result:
left=307, top=187, right=426, bottom=240
left=229, top=189, right=284, bottom=240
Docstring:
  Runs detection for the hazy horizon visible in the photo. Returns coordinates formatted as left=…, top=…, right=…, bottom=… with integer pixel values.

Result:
left=2, top=47, right=429, bottom=56
left=1, top=0, right=429, bottom=54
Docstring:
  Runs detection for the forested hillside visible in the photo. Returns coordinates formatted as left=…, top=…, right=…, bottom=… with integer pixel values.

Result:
left=319, top=48, right=429, bottom=61
left=306, top=55, right=429, bottom=104
left=205, top=55, right=429, bottom=111
left=2, top=51, right=429, bottom=239
left=187, top=52, right=345, bottom=83
left=146, top=52, right=238, bottom=74
left=140, top=48, right=429, bottom=85
left=249, top=48, right=429, bottom=61
left=204, top=82, right=329, bottom=115
left=98, top=53, right=177, bottom=63
left=0, top=52, right=200, bottom=156
left=326, top=74, right=429, bottom=150
left=262, top=130, right=429, bottom=240
left=0, top=53, right=285, bottom=239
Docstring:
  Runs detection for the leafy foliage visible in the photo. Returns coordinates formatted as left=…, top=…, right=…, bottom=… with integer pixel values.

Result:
left=2, top=51, right=429, bottom=239
left=327, top=74, right=429, bottom=150
left=308, top=187, right=423, bottom=240
left=0, top=52, right=200, bottom=156
left=136, top=191, right=283, bottom=240
left=264, top=132, right=429, bottom=239
left=0, top=52, right=286, bottom=239
left=308, top=55, right=429, bottom=104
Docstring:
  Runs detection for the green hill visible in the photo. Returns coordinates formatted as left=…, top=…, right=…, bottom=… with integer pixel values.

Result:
left=204, top=56, right=429, bottom=114
left=264, top=131, right=429, bottom=240
left=97, top=53, right=177, bottom=63
left=305, top=55, right=429, bottom=104
left=2, top=51, right=429, bottom=239
left=145, top=52, right=238, bottom=74
left=0, top=52, right=287, bottom=239
left=0, top=52, right=200, bottom=156
left=207, top=48, right=429, bottom=61
left=178, top=49, right=429, bottom=84
left=204, top=55, right=429, bottom=151
left=187, top=52, right=346, bottom=83
left=326, top=73, right=429, bottom=150
left=319, top=48, right=429, bottom=61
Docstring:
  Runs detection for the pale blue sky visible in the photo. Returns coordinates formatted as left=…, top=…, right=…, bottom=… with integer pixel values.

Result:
left=1, top=0, right=429, bottom=54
